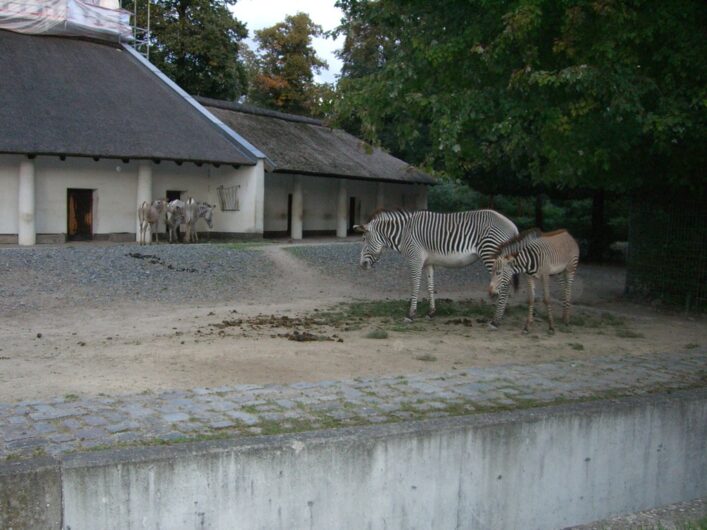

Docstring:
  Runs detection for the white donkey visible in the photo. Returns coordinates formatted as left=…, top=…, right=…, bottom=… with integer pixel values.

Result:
left=184, top=198, right=215, bottom=243
left=166, top=199, right=186, bottom=243
left=137, top=199, right=167, bottom=245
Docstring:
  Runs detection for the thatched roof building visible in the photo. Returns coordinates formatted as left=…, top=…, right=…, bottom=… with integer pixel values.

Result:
left=0, top=30, right=255, bottom=167
left=197, top=97, right=434, bottom=185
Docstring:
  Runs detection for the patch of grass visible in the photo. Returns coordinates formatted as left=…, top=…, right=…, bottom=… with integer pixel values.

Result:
left=222, top=241, right=270, bottom=251
left=567, top=342, right=585, bottom=351
left=341, top=299, right=494, bottom=320
left=615, top=328, right=644, bottom=339
left=365, top=329, right=389, bottom=339
left=64, top=393, right=79, bottom=402
left=414, top=353, right=437, bottom=362
left=571, top=312, right=621, bottom=328
left=389, top=322, right=424, bottom=333
left=685, top=343, right=700, bottom=350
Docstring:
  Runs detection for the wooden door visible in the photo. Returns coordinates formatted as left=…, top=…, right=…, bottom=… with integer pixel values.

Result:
left=67, top=189, right=93, bottom=241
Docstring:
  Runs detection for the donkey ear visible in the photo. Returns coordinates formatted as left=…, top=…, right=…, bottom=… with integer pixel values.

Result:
left=353, top=224, right=367, bottom=233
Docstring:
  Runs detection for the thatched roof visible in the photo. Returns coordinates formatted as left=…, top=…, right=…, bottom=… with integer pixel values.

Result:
left=0, top=30, right=256, bottom=166
left=197, top=97, right=435, bottom=185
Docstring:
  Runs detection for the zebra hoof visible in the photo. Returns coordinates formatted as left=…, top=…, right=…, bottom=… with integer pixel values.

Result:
left=425, top=313, right=435, bottom=320
left=404, top=316, right=414, bottom=324
left=487, top=322, right=498, bottom=331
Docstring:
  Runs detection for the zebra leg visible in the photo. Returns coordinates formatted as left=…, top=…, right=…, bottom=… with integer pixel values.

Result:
left=406, top=260, right=424, bottom=322
left=562, top=267, right=576, bottom=325
left=542, top=274, right=555, bottom=332
left=489, top=282, right=510, bottom=330
left=523, top=276, right=535, bottom=333
left=426, top=265, right=436, bottom=319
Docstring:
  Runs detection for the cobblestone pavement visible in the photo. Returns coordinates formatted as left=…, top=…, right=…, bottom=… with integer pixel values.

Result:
left=1, top=348, right=705, bottom=460
left=567, top=496, right=707, bottom=529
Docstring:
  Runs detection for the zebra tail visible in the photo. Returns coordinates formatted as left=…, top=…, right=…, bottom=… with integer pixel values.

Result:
left=512, top=273, right=519, bottom=292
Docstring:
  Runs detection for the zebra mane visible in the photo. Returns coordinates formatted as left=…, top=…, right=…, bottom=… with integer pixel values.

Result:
left=495, top=228, right=542, bottom=258
left=366, top=208, right=415, bottom=224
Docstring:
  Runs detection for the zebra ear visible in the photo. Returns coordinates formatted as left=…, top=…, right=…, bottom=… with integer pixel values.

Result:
left=353, top=224, right=367, bottom=233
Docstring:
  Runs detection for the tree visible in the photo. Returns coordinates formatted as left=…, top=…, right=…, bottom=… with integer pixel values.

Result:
left=333, top=0, right=706, bottom=258
left=334, top=0, right=706, bottom=192
left=247, top=12, right=329, bottom=115
left=127, top=0, right=248, bottom=100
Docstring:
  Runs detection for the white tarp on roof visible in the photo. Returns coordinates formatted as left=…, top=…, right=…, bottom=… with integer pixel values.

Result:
left=0, top=0, right=131, bottom=40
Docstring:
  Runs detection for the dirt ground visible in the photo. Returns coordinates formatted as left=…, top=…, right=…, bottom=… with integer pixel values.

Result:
left=0, top=242, right=705, bottom=403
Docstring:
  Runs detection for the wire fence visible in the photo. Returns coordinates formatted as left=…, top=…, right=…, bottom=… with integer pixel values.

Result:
left=626, top=193, right=706, bottom=312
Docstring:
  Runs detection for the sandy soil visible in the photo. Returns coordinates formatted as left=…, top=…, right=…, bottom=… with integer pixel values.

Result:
left=0, top=244, right=705, bottom=403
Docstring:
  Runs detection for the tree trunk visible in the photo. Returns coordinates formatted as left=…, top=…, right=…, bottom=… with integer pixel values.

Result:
left=534, top=194, right=544, bottom=230
left=588, top=189, right=606, bottom=262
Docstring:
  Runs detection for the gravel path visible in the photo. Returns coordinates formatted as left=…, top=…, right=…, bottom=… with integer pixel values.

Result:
left=287, top=243, right=627, bottom=305
left=0, top=240, right=628, bottom=316
left=0, top=243, right=275, bottom=314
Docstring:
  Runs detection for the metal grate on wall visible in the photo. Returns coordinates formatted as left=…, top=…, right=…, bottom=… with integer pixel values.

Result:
left=217, top=185, right=240, bottom=211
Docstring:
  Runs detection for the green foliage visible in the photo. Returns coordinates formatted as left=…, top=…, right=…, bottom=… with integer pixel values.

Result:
left=247, top=12, right=330, bottom=116
left=429, top=179, right=628, bottom=251
left=427, top=179, right=482, bottom=212
left=333, top=0, right=706, bottom=195
left=127, top=0, right=249, bottom=100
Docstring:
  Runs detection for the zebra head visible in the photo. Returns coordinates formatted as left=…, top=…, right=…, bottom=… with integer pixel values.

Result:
left=489, top=256, right=515, bottom=297
left=199, top=203, right=215, bottom=229
left=354, top=223, right=384, bottom=270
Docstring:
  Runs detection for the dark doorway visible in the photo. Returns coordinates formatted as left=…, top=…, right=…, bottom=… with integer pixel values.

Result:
left=166, top=190, right=182, bottom=241
left=166, top=190, right=182, bottom=202
left=287, top=194, right=293, bottom=237
left=348, top=197, right=357, bottom=234
left=67, top=189, right=93, bottom=241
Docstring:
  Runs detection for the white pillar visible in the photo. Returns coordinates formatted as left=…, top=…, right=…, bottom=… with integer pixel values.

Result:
left=376, top=182, right=384, bottom=210
left=254, top=160, right=265, bottom=233
left=416, top=185, right=428, bottom=210
left=336, top=180, right=348, bottom=238
left=18, top=158, right=36, bottom=246
left=136, top=162, right=152, bottom=242
left=291, top=175, right=303, bottom=240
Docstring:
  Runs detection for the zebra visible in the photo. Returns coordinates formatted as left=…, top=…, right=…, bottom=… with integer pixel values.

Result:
left=166, top=199, right=186, bottom=243
left=488, top=229, right=579, bottom=332
left=137, top=199, right=167, bottom=245
left=184, top=198, right=215, bottom=243
left=355, top=209, right=519, bottom=321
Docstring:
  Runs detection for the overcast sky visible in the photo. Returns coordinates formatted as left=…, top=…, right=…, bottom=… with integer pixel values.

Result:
left=230, top=0, right=345, bottom=85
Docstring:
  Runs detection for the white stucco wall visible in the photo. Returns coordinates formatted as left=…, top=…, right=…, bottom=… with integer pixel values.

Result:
left=263, top=173, right=429, bottom=235
left=0, top=155, right=21, bottom=235
left=34, top=157, right=136, bottom=235
left=0, top=155, right=264, bottom=240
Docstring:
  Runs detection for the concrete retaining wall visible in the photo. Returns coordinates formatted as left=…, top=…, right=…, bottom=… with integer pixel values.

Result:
left=2, top=389, right=705, bottom=530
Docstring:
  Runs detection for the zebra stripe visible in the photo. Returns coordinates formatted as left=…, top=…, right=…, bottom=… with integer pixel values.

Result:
left=357, top=209, right=519, bottom=320
left=489, top=229, right=580, bottom=332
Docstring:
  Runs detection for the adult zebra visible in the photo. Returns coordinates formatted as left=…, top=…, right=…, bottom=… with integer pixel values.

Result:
left=355, top=209, right=518, bottom=321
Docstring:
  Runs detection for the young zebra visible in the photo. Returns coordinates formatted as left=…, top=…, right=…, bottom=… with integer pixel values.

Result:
left=488, top=229, right=579, bottom=332
left=355, top=209, right=518, bottom=321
